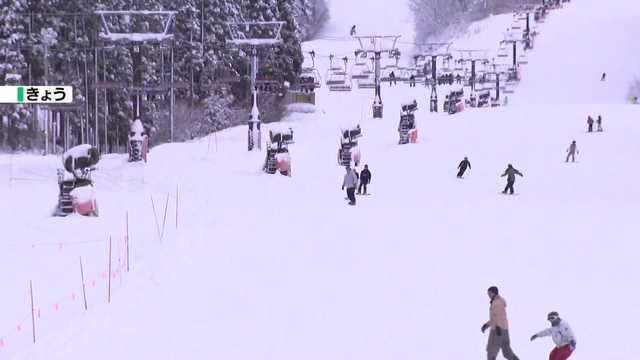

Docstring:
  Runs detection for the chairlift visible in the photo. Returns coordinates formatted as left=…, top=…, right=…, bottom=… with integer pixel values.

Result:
left=497, top=46, right=509, bottom=58
left=503, top=82, right=515, bottom=94
left=351, top=62, right=372, bottom=80
left=327, top=73, right=353, bottom=92
left=517, top=54, right=528, bottom=65
left=357, top=77, right=376, bottom=89
left=511, top=20, right=522, bottom=30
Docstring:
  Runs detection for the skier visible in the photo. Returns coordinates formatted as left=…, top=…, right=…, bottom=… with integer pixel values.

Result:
left=457, top=157, right=471, bottom=178
left=565, top=141, right=578, bottom=163
left=530, top=311, right=577, bottom=360
left=503, top=96, right=509, bottom=107
left=350, top=25, right=356, bottom=36
left=586, top=116, right=594, bottom=132
left=358, top=164, right=371, bottom=195
left=501, top=164, right=523, bottom=194
left=601, top=72, right=605, bottom=81
left=481, top=286, right=520, bottom=360
left=633, top=96, right=638, bottom=104
left=342, top=165, right=358, bottom=205
left=596, top=115, right=603, bottom=131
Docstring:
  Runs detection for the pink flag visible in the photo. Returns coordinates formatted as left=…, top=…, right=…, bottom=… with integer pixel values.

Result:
left=18, top=325, right=21, bottom=331
left=37, top=309, right=41, bottom=318
left=55, top=304, right=59, bottom=311
left=0, top=339, right=4, bottom=347
left=72, top=293, right=75, bottom=301
left=32, top=244, right=35, bottom=248
left=92, top=280, right=96, bottom=286
left=60, top=243, right=62, bottom=249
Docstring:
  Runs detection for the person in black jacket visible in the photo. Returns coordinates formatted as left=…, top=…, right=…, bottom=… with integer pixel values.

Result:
left=358, top=164, right=371, bottom=194
left=457, top=157, right=471, bottom=178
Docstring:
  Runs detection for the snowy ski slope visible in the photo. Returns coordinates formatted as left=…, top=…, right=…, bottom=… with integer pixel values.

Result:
left=1, top=0, right=640, bottom=359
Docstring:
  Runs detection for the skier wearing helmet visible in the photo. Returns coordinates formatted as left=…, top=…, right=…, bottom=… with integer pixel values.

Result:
left=530, top=311, right=577, bottom=360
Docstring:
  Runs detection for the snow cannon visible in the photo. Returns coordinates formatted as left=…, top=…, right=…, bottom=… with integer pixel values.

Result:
left=338, top=125, right=362, bottom=166
left=56, top=144, right=100, bottom=217
left=443, top=89, right=465, bottom=115
left=399, top=100, right=418, bottom=145
left=128, top=119, right=148, bottom=162
left=264, top=128, right=294, bottom=176
left=248, top=106, right=262, bottom=151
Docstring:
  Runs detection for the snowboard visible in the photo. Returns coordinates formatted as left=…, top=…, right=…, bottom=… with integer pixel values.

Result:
left=499, top=192, right=519, bottom=195
left=357, top=193, right=371, bottom=196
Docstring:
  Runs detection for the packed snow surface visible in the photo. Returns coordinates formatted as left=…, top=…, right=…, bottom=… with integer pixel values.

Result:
left=1, top=0, right=640, bottom=359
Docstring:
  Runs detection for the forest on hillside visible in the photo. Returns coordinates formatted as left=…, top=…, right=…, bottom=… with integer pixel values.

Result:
left=410, top=0, right=542, bottom=41
left=0, top=0, right=330, bottom=152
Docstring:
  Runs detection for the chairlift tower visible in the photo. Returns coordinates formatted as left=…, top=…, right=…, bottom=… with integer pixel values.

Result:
left=415, top=43, right=453, bottom=112
left=354, top=35, right=401, bottom=118
left=225, top=21, right=286, bottom=151
left=95, top=10, right=178, bottom=150
left=455, top=50, right=490, bottom=92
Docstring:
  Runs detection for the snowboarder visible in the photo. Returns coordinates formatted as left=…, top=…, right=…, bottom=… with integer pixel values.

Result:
left=601, top=72, right=605, bottom=81
left=481, top=286, right=520, bottom=360
left=530, top=311, right=577, bottom=360
left=586, top=116, right=594, bottom=132
left=342, top=165, right=358, bottom=205
left=350, top=25, right=356, bottom=36
left=457, top=157, right=471, bottom=178
left=501, top=164, right=523, bottom=194
left=596, top=115, right=602, bottom=131
left=358, top=164, right=371, bottom=195
left=565, top=141, right=578, bottom=163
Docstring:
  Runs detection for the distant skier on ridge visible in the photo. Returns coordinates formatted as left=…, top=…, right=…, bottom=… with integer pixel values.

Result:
left=530, top=311, right=577, bottom=360
left=501, top=164, right=523, bottom=194
left=457, top=157, right=471, bottom=178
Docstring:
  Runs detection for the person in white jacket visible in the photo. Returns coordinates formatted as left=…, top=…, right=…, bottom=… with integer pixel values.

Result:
left=342, top=166, right=358, bottom=205
left=530, top=311, right=577, bottom=360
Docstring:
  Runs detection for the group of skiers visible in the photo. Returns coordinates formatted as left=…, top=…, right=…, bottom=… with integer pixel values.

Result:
left=482, top=286, right=577, bottom=360
left=456, top=158, right=524, bottom=194
left=342, top=164, right=371, bottom=205
left=586, top=115, right=602, bottom=132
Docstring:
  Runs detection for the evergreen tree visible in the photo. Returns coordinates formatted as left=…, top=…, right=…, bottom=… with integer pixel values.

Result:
left=0, top=0, right=32, bottom=150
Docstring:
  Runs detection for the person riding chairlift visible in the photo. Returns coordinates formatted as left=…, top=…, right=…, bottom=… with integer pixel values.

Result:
left=350, top=25, right=356, bottom=36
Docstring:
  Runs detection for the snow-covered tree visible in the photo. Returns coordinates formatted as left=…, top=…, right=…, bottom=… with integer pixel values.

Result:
left=0, top=0, right=33, bottom=150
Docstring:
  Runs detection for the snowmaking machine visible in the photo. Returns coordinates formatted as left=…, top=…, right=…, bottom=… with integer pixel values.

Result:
left=55, top=144, right=100, bottom=217
left=466, top=91, right=492, bottom=108
left=338, top=125, right=362, bottom=166
left=443, top=89, right=465, bottom=115
left=398, top=100, right=418, bottom=144
left=264, top=128, right=294, bottom=176
left=128, top=119, right=148, bottom=162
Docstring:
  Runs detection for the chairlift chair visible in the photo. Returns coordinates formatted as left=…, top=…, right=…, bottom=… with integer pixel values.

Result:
left=351, top=62, right=372, bottom=80
left=300, top=67, right=322, bottom=88
left=517, top=12, right=527, bottom=20
left=511, top=20, right=522, bottom=29
left=357, top=76, right=377, bottom=89
left=497, top=46, right=509, bottom=58
left=517, top=54, right=529, bottom=65
left=503, top=82, right=515, bottom=93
